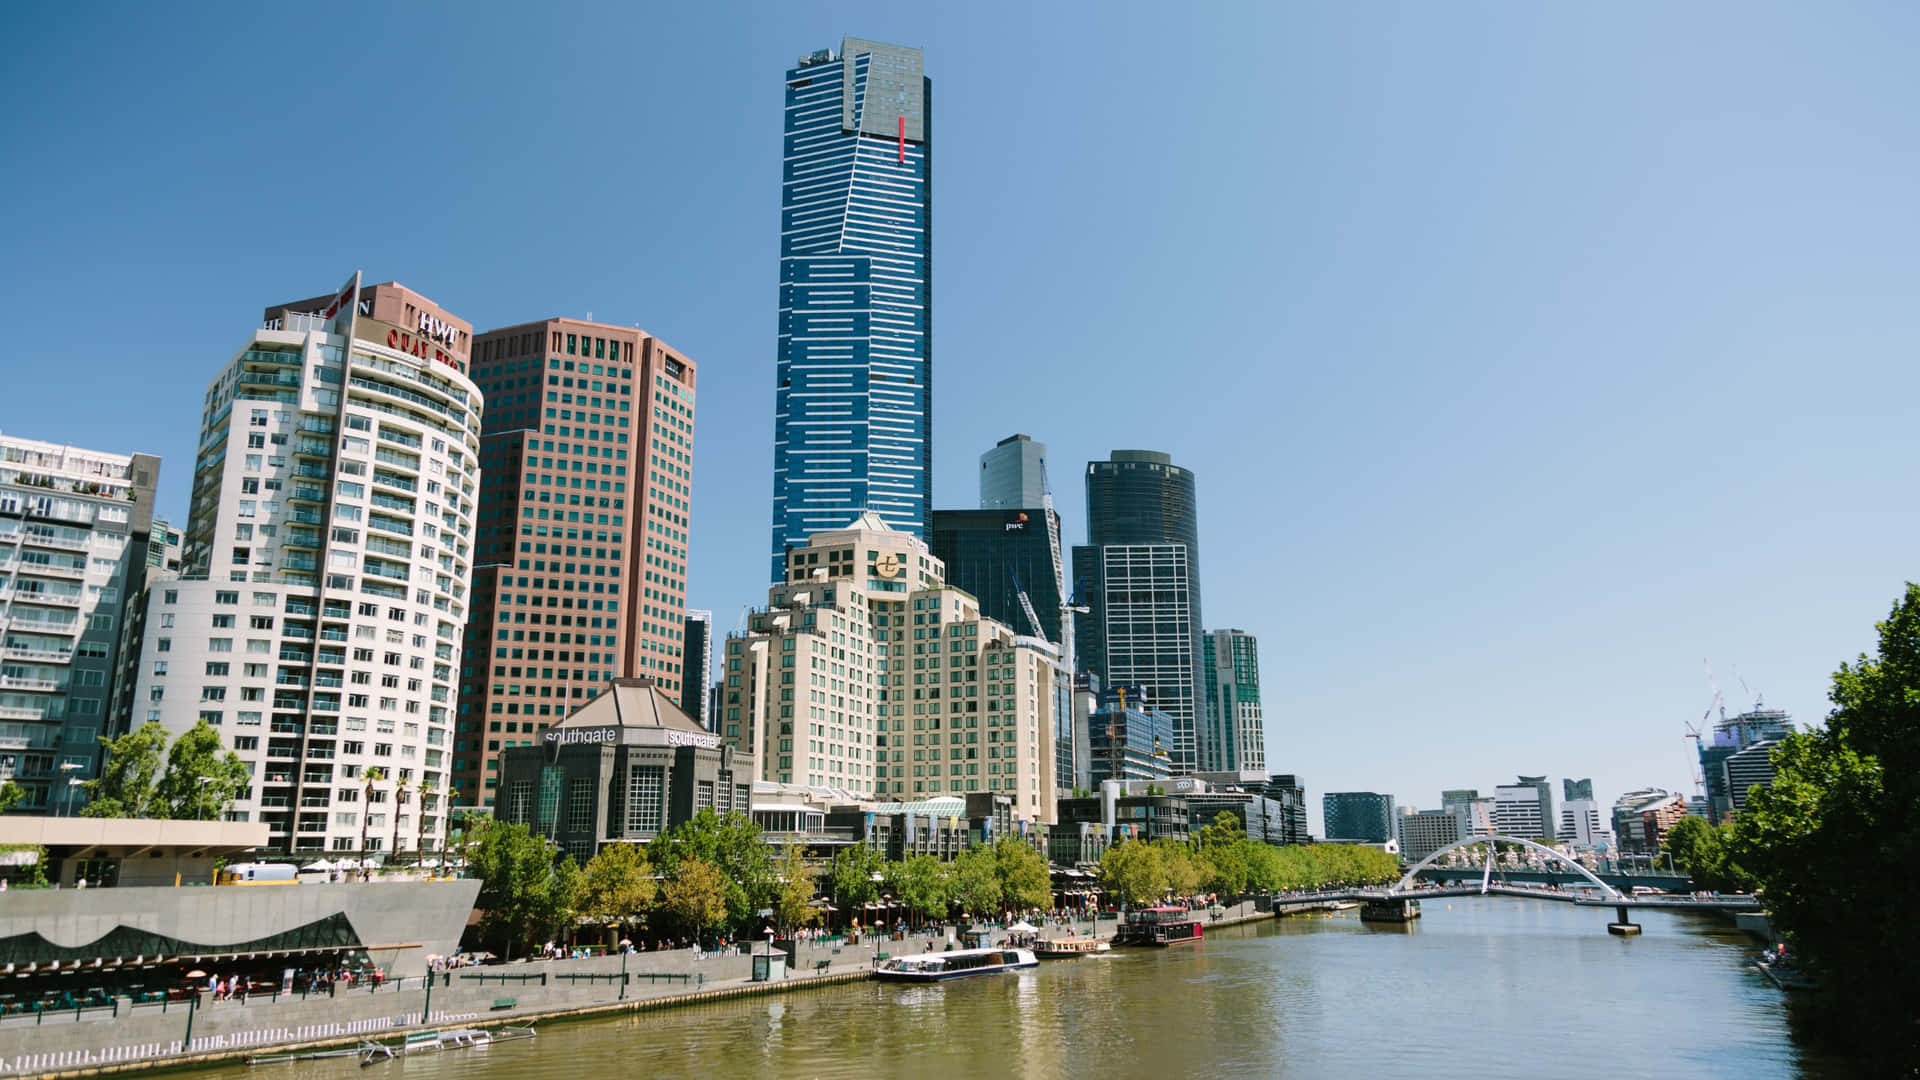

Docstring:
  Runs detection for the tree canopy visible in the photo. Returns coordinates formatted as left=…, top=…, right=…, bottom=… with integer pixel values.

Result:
left=1732, top=583, right=1920, bottom=1072
left=650, top=809, right=774, bottom=934
left=993, top=837, right=1053, bottom=912
left=155, top=720, right=249, bottom=820
left=773, top=843, right=822, bottom=932
left=886, top=855, right=953, bottom=921
left=661, top=858, right=732, bottom=939
left=579, top=842, right=657, bottom=932
left=829, top=844, right=883, bottom=909
left=82, top=721, right=169, bottom=818
left=463, top=818, right=581, bottom=958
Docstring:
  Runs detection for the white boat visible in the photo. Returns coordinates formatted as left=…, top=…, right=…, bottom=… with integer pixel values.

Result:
left=1031, top=938, right=1111, bottom=959
left=874, top=947, right=1038, bottom=982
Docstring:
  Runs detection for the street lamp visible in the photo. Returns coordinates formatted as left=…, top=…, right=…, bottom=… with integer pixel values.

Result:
left=196, top=775, right=217, bottom=822
left=57, top=762, right=83, bottom=817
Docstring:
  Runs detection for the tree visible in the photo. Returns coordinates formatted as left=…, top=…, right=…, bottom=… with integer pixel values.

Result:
left=650, top=809, right=775, bottom=934
left=154, top=719, right=248, bottom=820
left=949, top=845, right=1002, bottom=919
left=580, top=842, right=657, bottom=941
left=1660, top=816, right=1752, bottom=893
left=82, top=721, right=168, bottom=818
left=1156, top=839, right=1208, bottom=899
left=1197, top=811, right=1244, bottom=851
left=0, top=781, right=25, bottom=814
left=415, top=779, right=436, bottom=863
left=463, top=818, right=578, bottom=958
left=1205, top=839, right=1253, bottom=896
left=661, top=858, right=731, bottom=940
left=359, top=767, right=386, bottom=867
left=993, top=837, right=1053, bottom=913
left=830, top=845, right=883, bottom=910
left=1732, top=584, right=1920, bottom=1071
left=886, top=855, right=953, bottom=924
left=773, top=843, right=822, bottom=933
left=1098, top=840, right=1167, bottom=908
left=390, top=775, right=411, bottom=862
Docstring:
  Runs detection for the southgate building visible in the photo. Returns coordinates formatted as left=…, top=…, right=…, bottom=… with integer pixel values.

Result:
left=724, top=513, right=1059, bottom=822
left=129, top=277, right=478, bottom=855
left=770, top=37, right=933, bottom=580
left=454, top=318, right=696, bottom=806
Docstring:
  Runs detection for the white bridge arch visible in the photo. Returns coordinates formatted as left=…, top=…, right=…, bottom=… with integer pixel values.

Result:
left=1395, top=835, right=1624, bottom=900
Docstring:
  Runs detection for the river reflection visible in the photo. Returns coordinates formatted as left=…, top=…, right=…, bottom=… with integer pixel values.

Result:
left=207, top=900, right=1820, bottom=1079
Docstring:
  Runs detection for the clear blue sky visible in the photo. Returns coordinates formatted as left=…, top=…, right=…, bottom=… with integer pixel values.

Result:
left=5, top=2, right=1917, bottom=834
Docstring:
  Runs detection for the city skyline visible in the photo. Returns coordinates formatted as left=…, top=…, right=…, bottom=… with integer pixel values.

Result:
left=5, top=4, right=1919, bottom=834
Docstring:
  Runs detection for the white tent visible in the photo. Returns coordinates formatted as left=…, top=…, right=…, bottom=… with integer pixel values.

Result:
left=1007, top=921, right=1038, bottom=934
left=300, top=859, right=335, bottom=871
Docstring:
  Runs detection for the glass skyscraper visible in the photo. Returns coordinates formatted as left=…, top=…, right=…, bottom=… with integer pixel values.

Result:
left=770, top=37, right=932, bottom=582
left=1202, top=629, right=1264, bottom=773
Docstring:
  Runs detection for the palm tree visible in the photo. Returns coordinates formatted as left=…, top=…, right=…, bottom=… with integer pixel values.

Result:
left=414, top=779, right=437, bottom=869
left=390, top=774, right=411, bottom=865
left=360, top=767, right=386, bottom=878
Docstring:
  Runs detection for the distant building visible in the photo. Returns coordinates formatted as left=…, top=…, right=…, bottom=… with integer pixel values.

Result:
left=1396, top=808, right=1461, bottom=862
left=1323, top=791, right=1395, bottom=843
left=1086, top=686, right=1175, bottom=785
left=979, top=434, right=1049, bottom=511
left=682, top=610, right=713, bottom=731
left=1494, top=776, right=1554, bottom=840
left=1265, top=774, right=1309, bottom=844
left=1725, top=739, right=1787, bottom=814
left=1698, top=707, right=1793, bottom=821
left=1557, top=797, right=1611, bottom=851
left=1185, top=772, right=1297, bottom=846
left=1611, top=788, right=1688, bottom=854
left=1563, top=777, right=1594, bottom=802
left=496, top=677, right=753, bottom=860
left=1057, top=781, right=1192, bottom=844
left=1201, top=629, right=1265, bottom=773
left=1442, top=788, right=1496, bottom=839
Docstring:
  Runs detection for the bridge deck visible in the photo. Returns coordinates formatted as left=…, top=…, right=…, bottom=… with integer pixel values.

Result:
left=1273, top=885, right=1761, bottom=913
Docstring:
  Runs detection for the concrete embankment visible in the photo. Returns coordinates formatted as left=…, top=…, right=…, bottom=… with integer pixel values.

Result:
left=0, top=942, right=881, bottom=1080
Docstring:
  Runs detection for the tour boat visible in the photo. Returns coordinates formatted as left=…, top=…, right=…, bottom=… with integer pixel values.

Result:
left=1113, top=906, right=1204, bottom=947
left=1031, top=937, right=1112, bottom=959
left=873, top=946, right=1038, bottom=982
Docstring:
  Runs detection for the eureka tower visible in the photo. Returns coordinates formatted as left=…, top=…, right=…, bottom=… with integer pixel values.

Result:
left=770, top=36, right=932, bottom=581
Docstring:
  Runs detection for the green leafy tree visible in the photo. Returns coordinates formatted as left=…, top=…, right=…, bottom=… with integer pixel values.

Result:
left=662, top=858, right=732, bottom=940
left=463, top=818, right=579, bottom=958
left=83, top=721, right=169, bottom=818
left=993, top=837, right=1053, bottom=913
left=1660, top=816, right=1752, bottom=893
left=0, top=781, right=25, bottom=814
left=650, top=809, right=774, bottom=934
left=886, top=855, right=953, bottom=924
left=949, top=844, right=1002, bottom=919
left=580, top=842, right=657, bottom=940
left=774, top=843, right=822, bottom=932
left=1205, top=839, right=1253, bottom=896
left=1098, top=839, right=1167, bottom=907
left=1156, top=838, right=1208, bottom=899
left=1732, top=584, right=1920, bottom=1071
left=830, top=844, right=883, bottom=909
left=1240, top=841, right=1284, bottom=892
left=154, top=719, right=249, bottom=820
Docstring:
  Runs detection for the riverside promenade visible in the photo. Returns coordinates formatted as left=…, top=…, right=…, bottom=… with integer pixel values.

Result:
left=0, top=938, right=884, bottom=1080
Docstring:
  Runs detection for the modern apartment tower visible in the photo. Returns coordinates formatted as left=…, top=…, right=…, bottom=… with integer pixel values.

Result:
left=1201, top=629, right=1264, bottom=773
left=0, top=434, right=160, bottom=814
left=454, top=318, right=696, bottom=807
left=725, top=513, right=1060, bottom=821
left=770, top=37, right=933, bottom=581
left=682, top=609, right=713, bottom=731
left=1073, top=451, right=1206, bottom=772
left=1323, top=791, right=1395, bottom=843
left=129, top=277, right=479, bottom=855
left=1493, top=775, right=1555, bottom=840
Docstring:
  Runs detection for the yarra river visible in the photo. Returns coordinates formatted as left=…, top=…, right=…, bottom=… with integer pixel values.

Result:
left=215, top=900, right=1821, bottom=1079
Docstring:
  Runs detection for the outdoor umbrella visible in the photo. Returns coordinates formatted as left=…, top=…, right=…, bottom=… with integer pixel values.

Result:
left=185, top=970, right=207, bottom=979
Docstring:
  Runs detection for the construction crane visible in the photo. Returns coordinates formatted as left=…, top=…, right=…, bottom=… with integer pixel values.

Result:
left=1008, top=569, right=1048, bottom=641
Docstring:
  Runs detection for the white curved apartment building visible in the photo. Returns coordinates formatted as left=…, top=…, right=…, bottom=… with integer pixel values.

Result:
left=129, top=278, right=479, bottom=856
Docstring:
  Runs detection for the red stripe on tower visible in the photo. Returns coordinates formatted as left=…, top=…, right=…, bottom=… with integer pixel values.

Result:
left=898, top=115, right=905, bottom=163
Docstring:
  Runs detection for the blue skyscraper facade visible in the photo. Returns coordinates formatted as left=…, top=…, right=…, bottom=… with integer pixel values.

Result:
left=771, top=37, right=932, bottom=581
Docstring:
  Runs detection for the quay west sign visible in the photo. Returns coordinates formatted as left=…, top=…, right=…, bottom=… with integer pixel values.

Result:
left=356, top=316, right=465, bottom=374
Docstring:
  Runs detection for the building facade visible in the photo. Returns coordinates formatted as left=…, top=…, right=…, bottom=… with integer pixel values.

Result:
left=1072, top=450, right=1206, bottom=772
left=1493, top=775, right=1554, bottom=840
left=1697, top=707, right=1793, bottom=822
left=1265, top=773, right=1309, bottom=844
left=979, top=434, right=1048, bottom=511
left=128, top=278, right=477, bottom=855
left=495, top=677, right=751, bottom=860
left=1201, top=629, right=1263, bottom=774
left=682, top=610, right=713, bottom=730
left=1396, top=808, right=1461, bottom=862
left=724, top=513, right=1059, bottom=821
left=1442, top=788, right=1497, bottom=839
left=1611, top=787, right=1689, bottom=854
left=455, top=318, right=696, bottom=808
left=1557, top=796, right=1610, bottom=850
left=770, top=37, right=933, bottom=579
left=0, top=435, right=160, bottom=813
left=1323, top=791, right=1395, bottom=843
left=1085, top=686, right=1174, bottom=786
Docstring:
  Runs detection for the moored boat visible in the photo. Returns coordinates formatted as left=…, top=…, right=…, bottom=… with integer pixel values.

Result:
left=1113, top=906, right=1203, bottom=947
left=1032, top=937, right=1112, bottom=958
left=873, top=947, right=1038, bottom=982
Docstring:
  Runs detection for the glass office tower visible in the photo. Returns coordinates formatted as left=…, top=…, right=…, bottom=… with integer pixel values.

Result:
left=770, top=37, right=933, bottom=581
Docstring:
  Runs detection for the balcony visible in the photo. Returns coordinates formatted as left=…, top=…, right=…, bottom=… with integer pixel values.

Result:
left=12, top=590, right=81, bottom=608
left=0, top=675, right=64, bottom=693
left=19, top=530, right=87, bottom=552
left=1, top=645, right=71, bottom=664
left=15, top=560, right=85, bottom=580
left=293, top=465, right=330, bottom=481
left=288, top=485, right=325, bottom=504
left=319, top=628, right=348, bottom=642
left=289, top=509, right=327, bottom=526
left=293, top=438, right=333, bottom=458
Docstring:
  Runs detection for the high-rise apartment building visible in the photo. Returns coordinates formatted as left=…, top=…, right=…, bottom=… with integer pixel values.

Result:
left=454, top=318, right=696, bottom=806
left=1201, top=629, right=1264, bottom=773
left=770, top=37, right=933, bottom=580
left=0, top=434, right=159, bottom=813
left=979, top=434, right=1048, bottom=511
left=724, top=513, right=1059, bottom=821
left=929, top=509, right=1064, bottom=645
left=1396, top=808, right=1461, bottom=862
left=1611, top=787, right=1688, bottom=854
left=1323, top=791, right=1395, bottom=843
left=682, top=609, right=714, bottom=731
left=1073, top=450, right=1206, bottom=772
left=129, top=277, right=478, bottom=854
